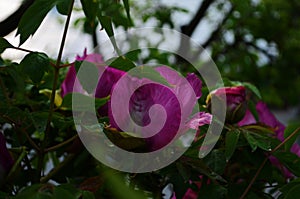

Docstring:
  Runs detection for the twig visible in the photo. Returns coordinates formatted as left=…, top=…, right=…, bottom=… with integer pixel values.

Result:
left=40, top=154, right=76, bottom=183
left=0, top=114, right=40, bottom=151
left=240, top=127, right=300, bottom=199
left=20, top=127, right=40, bottom=151
left=45, top=134, right=78, bottom=152
left=12, top=46, right=33, bottom=53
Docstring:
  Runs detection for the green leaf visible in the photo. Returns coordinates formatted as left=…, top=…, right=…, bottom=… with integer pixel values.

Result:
left=6, top=64, right=25, bottom=92
left=285, top=184, right=300, bottom=199
left=225, top=129, right=240, bottom=161
left=30, top=112, right=49, bottom=133
left=20, top=52, right=50, bottom=84
left=248, top=100, right=259, bottom=122
left=106, top=56, right=136, bottom=71
left=104, top=169, right=147, bottom=199
left=242, top=82, right=262, bottom=99
left=284, top=122, right=300, bottom=151
left=56, top=0, right=72, bottom=15
left=61, top=93, right=110, bottom=111
left=14, top=184, right=52, bottom=199
left=53, top=187, right=74, bottom=199
left=243, top=131, right=272, bottom=152
left=82, top=191, right=95, bottom=199
left=0, top=37, right=13, bottom=53
left=122, top=0, right=132, bottom=26
left=80, top=0, right=99, bottom=20
left=97, top=15, right=121, bottom=55
left=280, top=178, right=300, bottom=195
left=243, top=124, right=275, bottom=135
left=273, top=151, right=300, bottom=177
left=204, top=149, right=226, bottom=175
left=17, top=0, right=59, bottom=45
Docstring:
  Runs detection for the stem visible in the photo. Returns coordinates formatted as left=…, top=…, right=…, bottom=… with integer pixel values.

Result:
left=240, top=127, right=300, bottom=199
left=21, top=127, right=40, bottom=151
left=12, top=46, right=33, bottom=53
left=37, top=0, right=75, bottom=180
left=40, top=154, right=75, bottom=183
left=45, top=134, right=78, bottom=152
left=6, top=147, right=27, bottom=180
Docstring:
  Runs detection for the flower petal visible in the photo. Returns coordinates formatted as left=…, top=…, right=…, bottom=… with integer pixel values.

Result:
left=186, top=112, right=212, bottom=130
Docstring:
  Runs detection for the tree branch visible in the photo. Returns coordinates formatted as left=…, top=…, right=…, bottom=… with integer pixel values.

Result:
left=192, top=6, right=234, bottom=61
left=181, top=0, right=215, bottom=37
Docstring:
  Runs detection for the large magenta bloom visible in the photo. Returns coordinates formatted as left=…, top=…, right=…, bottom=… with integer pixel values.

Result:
left=61, top=51, right=212, bottom=151
left=0, top=132, right=14, bottom=183
left=239, top=101, right=300, bottom=178
left=108, top=66, right=212, bottom=151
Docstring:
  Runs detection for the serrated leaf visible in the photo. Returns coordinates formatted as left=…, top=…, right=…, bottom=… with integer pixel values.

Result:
left=225, top=129, right=240, bottom=161
left=106, top=56, right=136, bottom=71
left=20, top=52, right=50, bottom=83
left=56, top=0, right=72, bottom=15
left=273, top=151, right=300, bottom=177
left=17, top=0, right=59, bottom=45
left=0, top=37, right=13, bottom=53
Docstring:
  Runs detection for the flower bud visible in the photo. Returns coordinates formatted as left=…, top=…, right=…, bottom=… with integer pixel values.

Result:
left=206, top=86, right=247, bottom=124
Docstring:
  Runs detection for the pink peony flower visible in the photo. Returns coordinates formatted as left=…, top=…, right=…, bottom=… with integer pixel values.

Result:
left=108, top=66, right=212, bottom=151
left=61, top=51, right=212, bottom=151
